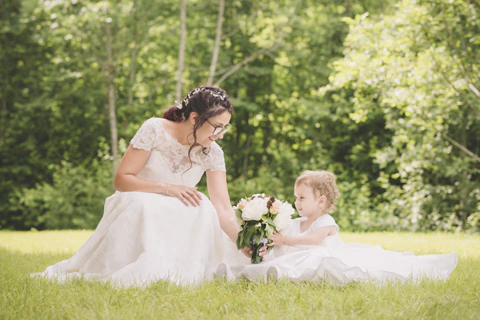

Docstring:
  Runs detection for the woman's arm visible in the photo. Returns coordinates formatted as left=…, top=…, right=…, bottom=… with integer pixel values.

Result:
left=114, top=145, right=166, bottom=193
left=206, top=170, right=239, bottom=243
left=269, top=226, right=337, bottom=247
left=114, top=145, right=202, bottom=206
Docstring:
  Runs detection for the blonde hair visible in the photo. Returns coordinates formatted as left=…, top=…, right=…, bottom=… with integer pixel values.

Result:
left=295, top=170, right=341, bottom=214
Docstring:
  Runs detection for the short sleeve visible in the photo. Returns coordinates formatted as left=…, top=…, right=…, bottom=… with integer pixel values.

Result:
left=311, top=214, right=339, bottom=234
left=130, top=118, right=158, bottom=151
left=205, top=142, right=226, bottom=171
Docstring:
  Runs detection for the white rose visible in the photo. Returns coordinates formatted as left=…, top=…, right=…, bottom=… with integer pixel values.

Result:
left=270, top=200, right=282, bottom=214
left=237, top=199, right=248, bottom=210
left=241, top=197, right=268, bottom=221
left=273, top=212, right=292, bottom=232
left=274, top=202, right=295, bottom=232
left=279, top=202, right=295, bottom=217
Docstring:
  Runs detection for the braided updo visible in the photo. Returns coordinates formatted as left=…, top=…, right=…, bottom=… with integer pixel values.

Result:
left=163, top=85, right=233, bottom=123
left=295, top=170, right=341, bottom=214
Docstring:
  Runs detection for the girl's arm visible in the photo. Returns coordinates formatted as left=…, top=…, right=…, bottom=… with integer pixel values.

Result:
left=206, top=170, right=240, bottom=243
left=114, top=145, right=202, bottom=206
left=269, top=226, right=337, bottom=247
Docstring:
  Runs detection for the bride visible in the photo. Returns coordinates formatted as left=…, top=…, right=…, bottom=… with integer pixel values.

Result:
left=34, top=86, right=249, bottom=287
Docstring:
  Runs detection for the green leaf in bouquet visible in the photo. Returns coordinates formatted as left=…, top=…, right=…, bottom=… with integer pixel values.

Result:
left=244, top=226, right=256, bottom=246
left=235, top=208, right=243, bottom=220
left=246, top=220, right=257, bottom=227
left=266, top=218, right=276, bottom=227
left=261, top=216, right=267, bottom=222
left=265, top=224, right=274, bottom=238
left=236, top=228, right=245, bottom=249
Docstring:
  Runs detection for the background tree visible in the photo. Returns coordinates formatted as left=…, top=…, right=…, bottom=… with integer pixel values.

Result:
left=2, top=0, right=478, bottom=232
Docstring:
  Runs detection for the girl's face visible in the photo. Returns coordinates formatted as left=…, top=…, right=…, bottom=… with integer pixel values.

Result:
left=192, top=110, right=232, bottom=148
left=294, top=183, right=325, bottom=217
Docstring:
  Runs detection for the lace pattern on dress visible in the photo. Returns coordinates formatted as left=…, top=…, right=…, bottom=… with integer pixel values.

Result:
left=204, top=143, right=226, bottom=171
left=130, top=118, right=226, bottom=174
left=130, top=118, right=157, bottom=151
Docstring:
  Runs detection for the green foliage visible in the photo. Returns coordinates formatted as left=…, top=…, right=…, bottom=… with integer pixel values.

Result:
left=324, top=0, right=480, bottom=232
left=2, top=0, right=478, bottom=232
left=9, top=159, right=114, bottom=230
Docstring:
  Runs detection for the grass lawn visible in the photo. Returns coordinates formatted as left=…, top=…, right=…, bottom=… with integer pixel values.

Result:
left=1, top=231, right=479, bottom=319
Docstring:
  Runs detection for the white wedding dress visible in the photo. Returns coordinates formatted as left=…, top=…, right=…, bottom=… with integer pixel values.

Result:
left=219, top=214, right=458, bottom=285
left=33, top=117, right=248, bottom=287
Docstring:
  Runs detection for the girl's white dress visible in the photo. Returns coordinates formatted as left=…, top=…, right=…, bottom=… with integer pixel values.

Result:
left=33, top=118, right=248, bottom=287
left=219, top=214, right=458, bottom=285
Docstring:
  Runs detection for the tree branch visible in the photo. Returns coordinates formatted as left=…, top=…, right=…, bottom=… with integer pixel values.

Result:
left=442, top=133, right=480, bottom=162
left=469, top=83, right=480, bottom=98
left=214, top=43, right=281, bottom=87
left=207, top=0, right=224, bottom=85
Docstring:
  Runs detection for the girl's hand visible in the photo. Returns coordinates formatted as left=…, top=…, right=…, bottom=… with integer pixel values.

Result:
left=268, top=230, right=286, bottom=246
left=168, top=184, right=203, bottom=207
left=240, top=246, right=267, bottom=262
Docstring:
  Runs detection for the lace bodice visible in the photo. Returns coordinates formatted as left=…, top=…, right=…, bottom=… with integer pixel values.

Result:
left=129, top=117, right=226, bottom=187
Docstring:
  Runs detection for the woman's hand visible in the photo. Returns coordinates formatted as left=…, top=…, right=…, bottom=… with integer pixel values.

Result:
left=240, top=246, right=253, bottom=258
left=268, top=231, right=286, bottom=246
left=168, top=184, right=203, bottom=207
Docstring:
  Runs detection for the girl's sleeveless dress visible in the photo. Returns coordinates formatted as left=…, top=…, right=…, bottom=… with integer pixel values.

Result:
left=218, top=214, right=458, bottom=285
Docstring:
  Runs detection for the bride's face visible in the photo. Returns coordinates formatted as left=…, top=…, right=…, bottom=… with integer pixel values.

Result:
left=294, top=183, right=325, bottom=217
left=193, top=110, right=232, bottom=147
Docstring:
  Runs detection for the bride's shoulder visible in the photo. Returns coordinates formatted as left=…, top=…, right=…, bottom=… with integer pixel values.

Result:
left=136, top=117, right=163, bottom=130
left=143, top=117, right=165, bottom=128
left=139, top=117, right=171, bottom=136
left=208, top=142, right=224, bottom=156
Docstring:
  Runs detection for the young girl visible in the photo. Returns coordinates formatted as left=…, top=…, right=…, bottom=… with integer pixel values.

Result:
left=217, top=170, right=458, bottom=285
left=268, top=170, right=343, bottom=249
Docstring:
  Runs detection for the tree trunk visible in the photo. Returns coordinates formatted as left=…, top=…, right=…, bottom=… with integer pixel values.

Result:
left=458, top=124, right=468, bottom=231
left=128, top=33, right=138, bottom=106
left=0, top=3, right=7, bottom=143
left=1, top=75, right=6, bottom=142
left=242, top=133, right=253, bottom=177
left=128, top=1, right=138, bottom=105
left=241, top=111, right=252, bottom=177
left=176, top=0, right=187, bottom=101
left=106, top=20, right=118, bottom=172
left=207, top=0, right=224, bottom=85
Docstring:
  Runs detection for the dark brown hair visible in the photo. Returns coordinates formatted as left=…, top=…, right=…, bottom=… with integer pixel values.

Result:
left=163, top=85, right=234, bottom=171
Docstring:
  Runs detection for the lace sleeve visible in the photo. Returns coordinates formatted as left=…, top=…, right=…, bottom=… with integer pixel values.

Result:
left=205, top=142, right=226, bottom=171
left=130, top=118, right=158, bottom=151
left=311, top=214, right=339, bottom=234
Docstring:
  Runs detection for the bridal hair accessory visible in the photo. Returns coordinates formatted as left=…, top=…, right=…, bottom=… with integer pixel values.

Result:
left=175, top=100, right=183, bottom=110
left=182, top=87, right=227, bottom=107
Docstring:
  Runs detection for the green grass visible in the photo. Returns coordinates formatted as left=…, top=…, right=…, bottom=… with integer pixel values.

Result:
left=1, top=231, right=479, bottom=319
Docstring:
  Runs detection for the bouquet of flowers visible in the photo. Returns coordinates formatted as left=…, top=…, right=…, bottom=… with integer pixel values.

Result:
left=234, top=194, right=295, bottom=264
